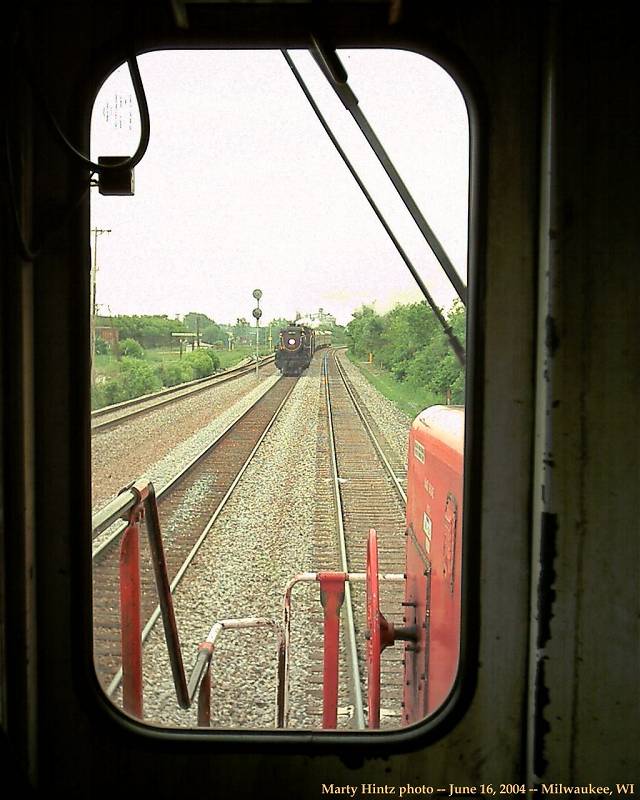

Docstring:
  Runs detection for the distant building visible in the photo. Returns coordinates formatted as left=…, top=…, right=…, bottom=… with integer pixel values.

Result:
left=95, top=326, right=119, bottom=346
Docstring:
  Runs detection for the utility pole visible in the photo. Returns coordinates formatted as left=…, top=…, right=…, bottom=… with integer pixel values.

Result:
left=90, top=227, right=111, bottom=388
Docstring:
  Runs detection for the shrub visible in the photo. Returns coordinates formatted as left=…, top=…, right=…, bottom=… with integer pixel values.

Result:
left=92, top=380, right=124, bottom=409
left=158, top=361, right=193, bottom=387
left=182, top=350, right=218, bottom=378
left=119, top=357, right=162, bottom=396
left=91, top=361, right=161, bottom=409
left=207, top=350, right=220, bottom=371
left=95, top=336, right=109, bottom=355
left=119, top=338, right=145, bottom=359
left=90, top=346, right=223, bottom=410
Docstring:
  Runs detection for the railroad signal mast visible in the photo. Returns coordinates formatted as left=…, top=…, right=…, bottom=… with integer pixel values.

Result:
left=252, top=289, right=262, bottom=376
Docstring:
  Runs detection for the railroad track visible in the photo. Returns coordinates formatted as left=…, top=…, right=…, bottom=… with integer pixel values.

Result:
left=91, top=375, right=297, bottom=699
left=91, top=354, right=276, bottom=431
left=91, top=348, right=408, bottom=729
left=297, top=350, right=407, bottom=729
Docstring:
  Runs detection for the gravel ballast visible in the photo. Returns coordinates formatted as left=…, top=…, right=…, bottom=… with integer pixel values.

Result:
left=99, top=350, right=418, bottom=730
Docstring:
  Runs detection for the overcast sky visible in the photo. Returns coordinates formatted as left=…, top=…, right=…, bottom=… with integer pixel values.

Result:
left=90, top=48, right=468, bottom=327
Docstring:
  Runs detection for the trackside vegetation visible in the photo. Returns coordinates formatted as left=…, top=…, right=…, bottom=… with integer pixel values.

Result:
left=92, top=347, right=221, bottom=410
left=345, top=301, right=465, bottom=416
left=92, top=312, right=349, bottom=410
left=91, top=313, right=232, bottom=409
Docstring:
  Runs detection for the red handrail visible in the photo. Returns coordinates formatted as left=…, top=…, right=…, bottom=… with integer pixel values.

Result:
left=119, top=505, right=143, bottom=717
left=318, top=572, right=347, bottom=728
left=107, top=481, right=285, bottom=725
left=190, top=619, right=286, bottom=728
left=98, top=484, right=403, bottom=728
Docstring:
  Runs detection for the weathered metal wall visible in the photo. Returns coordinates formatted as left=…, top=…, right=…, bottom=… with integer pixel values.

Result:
left=530, top=6, right=639, bottom=784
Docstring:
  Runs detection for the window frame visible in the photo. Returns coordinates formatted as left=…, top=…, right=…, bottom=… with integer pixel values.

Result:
left=80, top=31, right=486, bottom=755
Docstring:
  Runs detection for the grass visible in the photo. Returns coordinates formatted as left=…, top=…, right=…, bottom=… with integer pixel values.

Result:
left=215, top=345, right=272, bottom=370
left=91, top=344, right=276, bottom=410
left=94, top=345, right=272, bottom=382
left=94, top=353, right=124, bottom=380
left=95, top=348, right=184, bottom=380
left=346, top=351, right=441, bottom=418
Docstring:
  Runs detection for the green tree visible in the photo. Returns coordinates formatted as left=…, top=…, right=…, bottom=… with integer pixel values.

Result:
left=183, top=312, right=221, bottom=345
left=328, top=323, right=346, bottom=346
left=435, top=300, right=466, bottom=402
left=381, top=302, right=440, bottom=381
left=268, top=317, right=293, bottom=331
left=346, top=305, right=384, bottom=359
left=93, top=358, right=162, bottom=408
left=346, top=299, right=466, bottom=405
left=393, top=301, right=465, bottom=401
left=233, top=317, right=251, bottom=342
left=119, top=358, right=163, bottom=396
left=107, top=315, right=187, bottom=347
left=268, top=318, right=293, bottom=350
left=201, top=323, right=226, bottom=345
left=183, top=312, right=214, bottom=331
left=158, top=362, right=193, bottom=387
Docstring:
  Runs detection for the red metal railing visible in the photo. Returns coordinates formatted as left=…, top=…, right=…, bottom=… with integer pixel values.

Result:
left=94, top=484, right=404, bottom=729
left=119, top=501, right=143, bottom=717
left=115, top=481, right=189, bottom=717
left=281, top=570, right=404, bottom=729
left=95, top=480, right=285, bottom=726
left=188, top=618, right=286, bottom=727
left=318, top=572, right=346, bottom=728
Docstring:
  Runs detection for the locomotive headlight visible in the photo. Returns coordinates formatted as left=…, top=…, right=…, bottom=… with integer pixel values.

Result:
left=288, top=338, right=296, bottom=345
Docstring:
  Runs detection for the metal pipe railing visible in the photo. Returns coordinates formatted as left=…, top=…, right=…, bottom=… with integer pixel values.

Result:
left=94, top=480, right=286, bottom=725
left=188, top=618, right=286, bottom=728
left=94, top=482, right=403, bottom=729
left=92, top=479, right=144, bottom=536
left=282, top=571, right=404, bottom=729
left=142, top=483, right=190, bottom=708
left=119, top=501, right=143, bottom=717
left=112, top=481, right=190, bottom=716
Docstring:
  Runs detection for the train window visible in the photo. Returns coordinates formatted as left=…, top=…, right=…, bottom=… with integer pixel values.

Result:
left=89, top=48, right=469, bottom=735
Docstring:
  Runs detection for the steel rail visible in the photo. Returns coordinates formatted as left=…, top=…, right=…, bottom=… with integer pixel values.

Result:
left=323, top=353, right=366, bottom=729
left=189, top=618, right=286, bottom=728
left=91, top=354, right=275, bottom=431
left=103, top=379, right=297, bottom=699
left=327, top=350, right=408, bottom=728
left=333, top=352, right=407, bottom=505
left=281, top=571, right=404, bottom=728
left=92, top=356, right=255, bottom=419
left=91, top=374, right=282, bottom=557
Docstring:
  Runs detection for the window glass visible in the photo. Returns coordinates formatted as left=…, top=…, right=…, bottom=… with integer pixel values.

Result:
left=90, top=48, right=468, bottom=732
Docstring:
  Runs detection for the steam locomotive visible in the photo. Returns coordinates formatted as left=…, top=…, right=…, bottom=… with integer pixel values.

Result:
left=275, top=324, right=332, bottom=376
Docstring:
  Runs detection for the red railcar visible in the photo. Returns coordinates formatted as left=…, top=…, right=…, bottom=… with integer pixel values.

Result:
left=402, top=405, right=464, bottom=724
